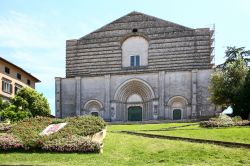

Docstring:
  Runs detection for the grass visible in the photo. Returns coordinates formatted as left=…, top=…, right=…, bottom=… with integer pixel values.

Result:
left=108, top=122, right=194, bottom=132
left=1, top=123, right=250, bottom=165
left=138, top=124, right=250, bottom=144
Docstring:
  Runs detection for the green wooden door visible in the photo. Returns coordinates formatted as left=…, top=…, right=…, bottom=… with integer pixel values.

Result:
left=91, top=112, right=99, bottom=117
left=128, top=106, right=142, bottom=121
left=173, top=109, right=182, bottom=120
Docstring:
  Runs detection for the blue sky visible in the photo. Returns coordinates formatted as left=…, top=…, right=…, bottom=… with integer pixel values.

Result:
left=1, top=0, right=250, bottom=115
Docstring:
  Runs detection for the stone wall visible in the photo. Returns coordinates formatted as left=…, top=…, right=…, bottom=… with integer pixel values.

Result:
left=56, top=69, right=215, bottom=121
left=66, top=12, right=212, bottom=77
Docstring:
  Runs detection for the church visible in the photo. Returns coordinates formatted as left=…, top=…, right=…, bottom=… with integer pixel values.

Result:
left=55, top=11, right=218, bottom=121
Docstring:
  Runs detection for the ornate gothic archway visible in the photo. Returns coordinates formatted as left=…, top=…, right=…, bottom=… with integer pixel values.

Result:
left=112, top=78, right=156, bottom=121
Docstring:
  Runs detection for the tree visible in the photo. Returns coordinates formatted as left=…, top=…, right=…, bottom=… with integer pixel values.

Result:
left=209, top=47, right=250, bottom=119
left=0, top=98, right=10, bottom=111
left=0, top=87, right=51, bottom=122
left=218, top=46, right=250, bottom=69
left=233, top=70, right=250, bottom=119
left=12, top=87, right=51, bottom=117
left=210, top=58, right=248, bottom=106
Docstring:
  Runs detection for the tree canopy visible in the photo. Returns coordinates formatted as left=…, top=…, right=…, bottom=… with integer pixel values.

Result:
left=0, top=87, right=51, bottom=122
left=209, top=46, right=250, bottom=119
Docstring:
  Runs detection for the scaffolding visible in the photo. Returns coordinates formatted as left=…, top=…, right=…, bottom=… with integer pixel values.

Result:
left=210, top=24, right=215, bottom=65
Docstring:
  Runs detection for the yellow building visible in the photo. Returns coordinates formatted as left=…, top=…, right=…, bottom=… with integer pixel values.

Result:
left=0, top=57, right=40, bottom=101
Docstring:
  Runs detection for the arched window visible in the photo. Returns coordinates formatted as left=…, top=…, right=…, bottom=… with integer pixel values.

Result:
left=167, top=96, right=188, bottom=120
left=84, top=100, right=103, bottom=116
left=127, top=94, right=143, bottom=103
left=121, top=36, right=149, bottom=67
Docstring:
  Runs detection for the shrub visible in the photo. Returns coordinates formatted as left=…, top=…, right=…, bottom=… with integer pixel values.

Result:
left=0, top=134, right=23, bottom=150
left=200, top=114, right=250, bottom=128
left=51, top=118, right=66, bottom=124
left=0, top=123, right=12, bottom=132
left=42, top=135, right=100, bottom=152
left=232, top=116, right=242, bottom=122
left=200, top=114, right=234, bottom=127
left=6, top=115, right=106, bottom=152
left=10, top=116, right=52, bottom=149
left=217, top=114, right=234, bottom=126
left=63, top=116, right=106, bottom=136
left=12, top=87, right=51, bottom=117
left=0, top=105, right=32, bottom=122
left=0, top=98, right=10, bottom=111
left=234, top=120, right=250, bottom=126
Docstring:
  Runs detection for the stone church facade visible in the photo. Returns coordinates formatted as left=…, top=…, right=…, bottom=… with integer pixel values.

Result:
left=55, top=11, right=218, bottom=121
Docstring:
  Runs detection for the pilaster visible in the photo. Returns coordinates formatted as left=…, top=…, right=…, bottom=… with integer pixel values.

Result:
left=191, top=70, right=198, bottom=118
left=158, top=71, right=165, bottom=119
left=104, top=75, right=111, bottom=119
left=75, top=77, right=81, bottom=116
left=55, top=77, right=62, bottom=118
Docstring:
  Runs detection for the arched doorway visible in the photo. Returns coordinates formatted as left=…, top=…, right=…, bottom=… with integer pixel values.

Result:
left=173, top=109, right=182, bottom=120
left=114, top=78, right=155, bottom=121
left=128, top=106, right=142, bottom=121
left=167, top=96, right=188, bottom=120
left=127, top=94, right=143, bottom=121
left=91, top=112, right=99, bottom=117
left=84, top=100, right=103, bottom=117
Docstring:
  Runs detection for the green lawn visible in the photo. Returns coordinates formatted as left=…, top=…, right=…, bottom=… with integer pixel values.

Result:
left=1, top=123, right=250, bottom=165
left=138, top=124, right=250, bottom=144
left=108, top=122, right=194, bottom=132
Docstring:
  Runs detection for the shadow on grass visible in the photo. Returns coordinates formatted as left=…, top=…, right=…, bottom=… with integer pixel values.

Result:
left=119, top=131, right=250, bottom=149
left=0, top=148, right=99, bottom=154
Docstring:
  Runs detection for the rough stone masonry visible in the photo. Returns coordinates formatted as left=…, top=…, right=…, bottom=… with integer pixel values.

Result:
left=55, top=11, right=220, bottom=122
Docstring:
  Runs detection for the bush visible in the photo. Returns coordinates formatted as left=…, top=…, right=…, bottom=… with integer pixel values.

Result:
left=10, top=116, right=52, bottom=149
left=62, top=116, right=106, bottom=136
left=12, top=87, right=51, bottom=117
left=5, top=115, right=106, bottom=152
left=234, top=120, right=250, bottom=126
left=42, top=135, right=100, bottom=152
left=200, top=114, right=250, bottom=128
left=0, top=134, right=23, bottom=150
left=232, top=116, right=242, bottom=122
left=0, top=98, right=10, bottom=110
left=0, top=88, right=51, bottom=122
left=0, top=105, right=32, bottom=122
left=51, top=118, right=66, bottom=124
left=0, top=123, right=12, bottom=132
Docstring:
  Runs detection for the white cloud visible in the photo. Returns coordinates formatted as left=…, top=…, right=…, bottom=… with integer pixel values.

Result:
left=0, top=11, right=68, bottom=115
left=0, top=11, right=102, bottom=115
left=0, top=11, right=66, bottom=48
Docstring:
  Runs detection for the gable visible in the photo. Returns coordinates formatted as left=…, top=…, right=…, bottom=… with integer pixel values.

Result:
left=66, top=11, right=212, bottom=78
left=79, top=11, right=192, bottom=40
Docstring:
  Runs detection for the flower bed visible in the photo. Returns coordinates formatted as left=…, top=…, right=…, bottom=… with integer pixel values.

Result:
left=0, top=123, right=12, bottom=132
left=200, top=115, right=250, bottom=128
left=0, top=116, right=106, bottom=153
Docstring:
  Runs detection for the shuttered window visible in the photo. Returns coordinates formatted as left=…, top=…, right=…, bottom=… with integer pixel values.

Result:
left=2, top=78, right=12, bottom=94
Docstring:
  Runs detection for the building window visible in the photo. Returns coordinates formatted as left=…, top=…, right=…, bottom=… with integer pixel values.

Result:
left=15, top=84, right=22, bottom=95
left=27, top=79, right=31, bottom=85
left=2, top=79, right=12, bottom=94
left=130, top=55, right=140, bottom=67
left=5, top=67, right=10, bottom=74
left=122, top=36, right=148, bottom=67
left=17, top=73, right=21, bottom=80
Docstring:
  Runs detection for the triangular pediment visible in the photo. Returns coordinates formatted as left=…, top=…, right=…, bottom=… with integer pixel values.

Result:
left=79, top=11, right=192, bottom=40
